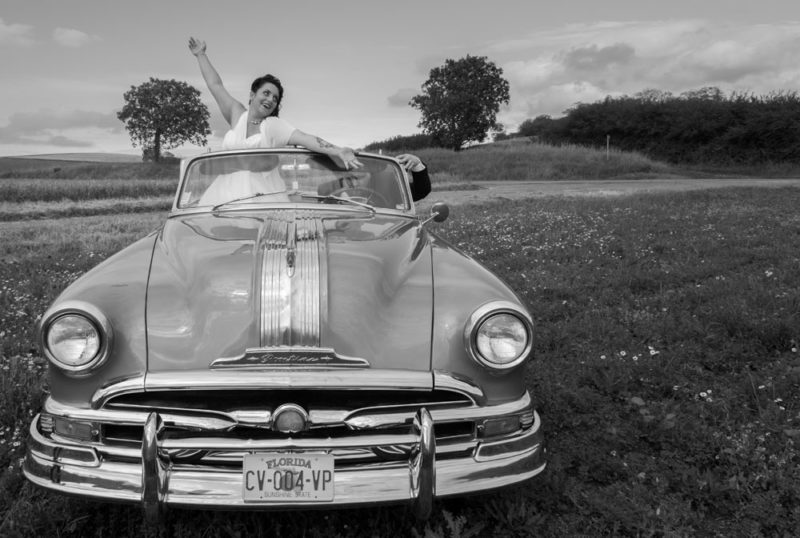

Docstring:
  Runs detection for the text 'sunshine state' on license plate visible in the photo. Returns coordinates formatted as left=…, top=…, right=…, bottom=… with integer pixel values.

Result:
left=242, top=453, right=334, bottom=502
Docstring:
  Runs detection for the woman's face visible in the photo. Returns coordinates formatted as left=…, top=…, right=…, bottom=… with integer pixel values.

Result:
left=251, top=83, right=281, bottom=117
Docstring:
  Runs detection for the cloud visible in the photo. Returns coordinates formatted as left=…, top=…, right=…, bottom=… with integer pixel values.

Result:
left=53, top=27, right=99, bottom=48
left=45, top=135, right=93, bottom=147
left=0, top=17, right=34, bottom=46
left=562, top=43, right=635, bottom=71
left=0, top=109, right=120, bottom=144
left=2, top=109, right=119, bottom=134
left=387, top=88, right=418, bottom=107
left=487, top=19, right=800, bottom=130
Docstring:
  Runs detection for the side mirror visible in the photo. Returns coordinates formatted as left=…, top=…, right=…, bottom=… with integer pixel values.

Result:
left=431, top=202, right=449, bottom=222
left=420, top=202, right=450, bottom=225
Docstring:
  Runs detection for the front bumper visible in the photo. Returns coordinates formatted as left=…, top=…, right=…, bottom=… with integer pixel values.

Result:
left=24, top=405, right=545, bottom=520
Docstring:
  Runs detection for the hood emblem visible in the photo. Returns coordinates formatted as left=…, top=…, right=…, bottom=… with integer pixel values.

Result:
left=211, top=347, right=370, bottom=369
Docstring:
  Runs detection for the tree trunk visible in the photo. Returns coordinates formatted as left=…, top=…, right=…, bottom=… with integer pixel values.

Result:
left=154, top=130, right=161, bottom=162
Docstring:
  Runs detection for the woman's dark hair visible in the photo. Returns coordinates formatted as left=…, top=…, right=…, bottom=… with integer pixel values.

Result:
left=250, top=74, right=284, bottom=117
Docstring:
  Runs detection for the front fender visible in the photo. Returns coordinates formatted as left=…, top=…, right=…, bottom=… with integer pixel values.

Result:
left=429, top=232, right=530, bottom=404
left=42, top=233, right=158, bottom=407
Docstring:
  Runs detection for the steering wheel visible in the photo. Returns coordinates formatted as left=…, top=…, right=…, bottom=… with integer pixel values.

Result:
left=328, top=186, right=389, bottom=208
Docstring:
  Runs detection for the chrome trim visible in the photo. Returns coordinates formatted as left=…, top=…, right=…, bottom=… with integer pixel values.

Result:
left=27, top=422, right=99, bottom=467
left=39, top=300, right=114, bottom=377
left=159, top=433, right=420, bottom=451
left=433, top=370, right=485, bottom=405
left=271, top=403, right=308, bottom=433
left=344, top=393, right=532, bottom=430
left=92, top=370, right=433, bottom=408
left=210, top=347, right=369, bottom=369
left=259, top=212, right=323, bottom=347
left=261, top=211, right=291, bottom=346
left=296, top=212, right=322, bottom=344
left=411, top=408, right=435, bottom=520
left=47, top=399, right=238, bottom=431
left=142, top=412, right=166, bottom=523
left=170, top=203, right=414, bottom=219
left=463, top=300, right=534, bottom=372
left=476, top=420, right=543, bottom=461
left=286, top=219, right=297, bottom=276
left=24, top=409, right=545, bottom=512
left=45, top=392, right=530, bottom=436
left=142, top=369, right=434, bottom=392
left=92, top=375, right=146, bottom=410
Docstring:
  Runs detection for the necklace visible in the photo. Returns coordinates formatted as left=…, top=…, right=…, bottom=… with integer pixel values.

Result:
left=250, top=118, right=264, bottom=125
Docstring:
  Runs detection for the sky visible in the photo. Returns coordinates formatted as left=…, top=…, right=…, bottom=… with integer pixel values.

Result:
left=2, top=0, right=800, bottom=157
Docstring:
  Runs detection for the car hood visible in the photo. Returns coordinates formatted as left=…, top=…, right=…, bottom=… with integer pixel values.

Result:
left=145, top=209, right=433, bottom=374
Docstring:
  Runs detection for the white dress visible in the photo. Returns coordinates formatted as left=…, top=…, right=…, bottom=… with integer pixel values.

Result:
left=199, top=113, right=297, bottom=205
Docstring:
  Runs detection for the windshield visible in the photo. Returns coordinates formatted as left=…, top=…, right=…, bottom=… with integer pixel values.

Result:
left=177, top=151, right=409, bottom=211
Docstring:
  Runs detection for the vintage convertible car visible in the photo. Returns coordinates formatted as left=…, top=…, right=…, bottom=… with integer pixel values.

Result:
left=24, top=148, right=545, bottom=521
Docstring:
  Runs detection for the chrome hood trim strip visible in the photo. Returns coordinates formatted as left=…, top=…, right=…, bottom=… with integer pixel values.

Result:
left=259, top=211, right=324, bottom=347
left=142, top=369, right=433, bottom=392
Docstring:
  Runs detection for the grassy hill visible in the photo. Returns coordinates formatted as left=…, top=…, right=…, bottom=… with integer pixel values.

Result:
left=4, top=142, right=799, bottom=181
left=0, top=157, right=178, bottom=179
left=10, top=152, right=141, bottom=163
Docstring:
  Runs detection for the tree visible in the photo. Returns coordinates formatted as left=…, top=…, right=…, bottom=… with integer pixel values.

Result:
left=117, top=77, right=211, bottom=162
left=410, top=55, right=510, bottom=151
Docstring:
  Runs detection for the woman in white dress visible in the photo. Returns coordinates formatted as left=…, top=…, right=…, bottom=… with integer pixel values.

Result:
left=188, top=37, right=362, bottom=204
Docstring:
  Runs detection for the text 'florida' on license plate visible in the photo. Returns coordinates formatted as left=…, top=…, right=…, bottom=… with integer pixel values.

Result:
left=242, top=453, right=334, bottom=502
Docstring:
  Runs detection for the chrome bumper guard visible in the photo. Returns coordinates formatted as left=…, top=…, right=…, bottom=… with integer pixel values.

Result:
left=24, top=408, right=545, bottom=521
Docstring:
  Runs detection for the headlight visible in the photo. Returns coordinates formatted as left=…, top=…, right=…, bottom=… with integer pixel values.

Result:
left=47, top=315, right=100, bottom=365
left=465, top=301, right=533, bottom=371
left=40, top=301, right=112, bottom=376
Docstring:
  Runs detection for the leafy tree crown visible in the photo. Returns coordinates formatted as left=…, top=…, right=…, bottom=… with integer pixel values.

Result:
left=410, top=55, right=509, bottom=150
left=117, top=77, right=211, bottom=161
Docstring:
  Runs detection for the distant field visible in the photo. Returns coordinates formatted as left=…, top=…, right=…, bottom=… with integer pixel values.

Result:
left=0, top=157, right=102, bottom=174
left=8, top=153, right=141, bottom=163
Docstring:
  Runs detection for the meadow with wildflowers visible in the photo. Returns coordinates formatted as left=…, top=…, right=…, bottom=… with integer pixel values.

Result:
left=1, top=177, right=799, bottom=536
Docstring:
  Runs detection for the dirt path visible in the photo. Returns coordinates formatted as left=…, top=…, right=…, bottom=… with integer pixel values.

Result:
left=420, top=178, right=800, bottom=208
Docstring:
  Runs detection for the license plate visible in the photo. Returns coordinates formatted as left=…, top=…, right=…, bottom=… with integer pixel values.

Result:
left=242, top=453, right=334, bottom=502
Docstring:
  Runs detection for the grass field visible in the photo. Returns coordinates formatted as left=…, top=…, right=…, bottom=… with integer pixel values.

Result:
left=0, top=141, right=709, bottom=183
left=1, top=182, right=798, bottom=536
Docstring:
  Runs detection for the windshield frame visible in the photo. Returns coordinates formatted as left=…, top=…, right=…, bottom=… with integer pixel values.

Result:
left=172, top=148, right=414, bottom=217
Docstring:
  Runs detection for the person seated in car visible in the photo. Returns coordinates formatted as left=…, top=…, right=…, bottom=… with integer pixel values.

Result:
left=396, top=153, right=431, bottom=201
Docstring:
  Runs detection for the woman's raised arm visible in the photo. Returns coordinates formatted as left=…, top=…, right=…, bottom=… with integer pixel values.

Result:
left=188, top=37, right=245, bottom=126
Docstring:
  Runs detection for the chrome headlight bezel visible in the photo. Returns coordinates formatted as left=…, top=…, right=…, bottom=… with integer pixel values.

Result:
left=464, top=301, right=533, bottom=371
left=39, top=300, right=113, bottom=377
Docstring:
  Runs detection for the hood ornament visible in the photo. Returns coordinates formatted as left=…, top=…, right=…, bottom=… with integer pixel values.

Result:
left=286, top=220, right=296, bottom=277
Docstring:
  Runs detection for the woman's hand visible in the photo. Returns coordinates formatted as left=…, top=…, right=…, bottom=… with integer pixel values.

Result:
left=335, top=147, right=363, bottom=170
left=188, top=37, right=206, bottom=56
